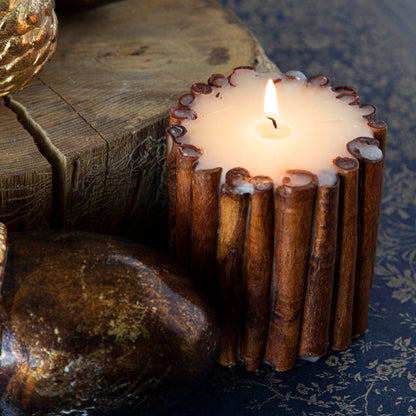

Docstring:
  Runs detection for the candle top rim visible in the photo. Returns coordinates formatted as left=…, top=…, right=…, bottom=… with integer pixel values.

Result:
left=170, top=68, right=382, bottom=187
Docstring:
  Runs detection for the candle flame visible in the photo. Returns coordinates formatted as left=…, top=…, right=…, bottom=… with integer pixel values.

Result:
left=264, top=79, right=279, bottom=128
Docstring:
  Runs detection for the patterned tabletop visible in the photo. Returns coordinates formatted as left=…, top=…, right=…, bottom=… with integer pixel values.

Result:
left=160, top=0, right=416, bottom=415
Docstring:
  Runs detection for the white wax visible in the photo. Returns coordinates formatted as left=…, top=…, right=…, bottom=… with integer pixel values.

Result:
left=181, top=70, right=374, bottom=185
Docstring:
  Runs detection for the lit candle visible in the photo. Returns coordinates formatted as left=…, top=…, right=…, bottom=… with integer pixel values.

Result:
left=177, top=69, right=377, bottom=185
left=166, top=67, right=386, bottom=372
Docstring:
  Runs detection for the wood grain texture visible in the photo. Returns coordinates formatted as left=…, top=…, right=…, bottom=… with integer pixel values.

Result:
left=0, top=0, right=275, bottom=246
left=0, top=103, right=52, bottom=230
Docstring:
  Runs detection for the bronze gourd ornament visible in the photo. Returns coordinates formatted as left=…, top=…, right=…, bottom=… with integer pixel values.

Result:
left=0, top=223, right=220, bottom=415
left=0, top=0, right=57, bottom=97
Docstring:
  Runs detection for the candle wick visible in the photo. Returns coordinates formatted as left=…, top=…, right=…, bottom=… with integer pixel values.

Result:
left=267, top=116, right=277, bottom=129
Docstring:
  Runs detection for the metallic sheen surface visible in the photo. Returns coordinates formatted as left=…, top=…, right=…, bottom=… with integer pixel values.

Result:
left=0, top=0, right=57, bottom=97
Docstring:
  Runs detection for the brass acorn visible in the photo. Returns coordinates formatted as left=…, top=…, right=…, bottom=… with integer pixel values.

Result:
left=0, top=0, right=57, bottom=97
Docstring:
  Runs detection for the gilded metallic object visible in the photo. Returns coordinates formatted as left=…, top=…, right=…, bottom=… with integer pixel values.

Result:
left=0, top=228, right=220, bottom=414
left=0, top=0, right=57, bottom=97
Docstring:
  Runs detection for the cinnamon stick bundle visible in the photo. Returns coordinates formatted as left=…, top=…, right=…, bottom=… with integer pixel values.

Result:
left=347, top=138, right=384, bottom=337
left=298, top=173, right=339, bottom=359
left=240, top=175, right=274, bottom=372
left=166, top=68, right=388, bottom=372
left=191, top=167, right=222, bottom=291
left=330, top=157, right=359, bottom=350
left=216, top=168, right=251, bottom=366
left=266, top=170, right=318, bottom=372
left=175, top=145, right=202, bottom=268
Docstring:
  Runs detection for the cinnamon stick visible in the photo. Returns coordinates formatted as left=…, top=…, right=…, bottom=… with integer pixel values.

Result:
left=0, top=222, right=5, bottom=342
left=333, top=85, right=357, bottom=96
left=360, top=103, right=377, bottom=120
left=347, top=137, right=384, bottom=337
left=175, top=145, right=202, bottom=269
left=240, top=175, right=274, bottom=372
left=178, top=93, right=195, bottom=108
left=191, top=82, right=212, bottom=96
left=169, top=106, right=197, bottom=125
left=368, top=119, right=387, bottom=156
left=0, top=222, right=6, bottom=289
left=227, top=66, right=255, bottom=86
left=266, top=170, right=318, bottom=371
left=208, top=73, right=228, bottom=87
left=330, top=157, right=359, bottom=350
left=166, top=125, right=187, bottom=255
left=191, top=167, right=222, bottom=292
left=216, top=168, right=251, bottom=366
left=307, top=75, right=330, bottom=87
left=298, top=172, right=339, bottom=359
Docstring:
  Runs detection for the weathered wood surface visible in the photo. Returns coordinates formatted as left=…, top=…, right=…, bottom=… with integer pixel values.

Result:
left=0, top=105, right=52, bottom=230
left=0, top=0, right=276, bottom=247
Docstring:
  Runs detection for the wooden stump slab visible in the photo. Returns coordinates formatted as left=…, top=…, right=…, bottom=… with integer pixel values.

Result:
left=0, top=0, right=276, bottom=248
left=0, top=104, right=52, bottom=230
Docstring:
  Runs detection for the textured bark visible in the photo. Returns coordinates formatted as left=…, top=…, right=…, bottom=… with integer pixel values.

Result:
left=299, top=177, right=339, bottom=359
left=191, top=167, right=222, bottom=291
left=266, top=171, right=318, bottom=372
left=330, top=157, right=359, bottom=350
left=175, top=146, right=202, bottom=268
left=240, top=176, right=274, bottom=371
left=216, top=168, right=251, bottom=366
left=347, top=138, right=384, bottom=337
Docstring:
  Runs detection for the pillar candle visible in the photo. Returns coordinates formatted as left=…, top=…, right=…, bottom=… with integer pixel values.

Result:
left=166, top=67, right=386, bottom=371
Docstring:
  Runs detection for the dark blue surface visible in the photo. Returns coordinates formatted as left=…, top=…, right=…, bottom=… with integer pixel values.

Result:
left=160, top=0, right=416, bottom=414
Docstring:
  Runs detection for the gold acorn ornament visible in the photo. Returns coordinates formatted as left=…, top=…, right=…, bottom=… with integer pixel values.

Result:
left=0, top=0, right=57, bottom=97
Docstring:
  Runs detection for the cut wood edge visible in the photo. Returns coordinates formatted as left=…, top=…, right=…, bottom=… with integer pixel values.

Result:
left=0, top=101, right=53, bottom=231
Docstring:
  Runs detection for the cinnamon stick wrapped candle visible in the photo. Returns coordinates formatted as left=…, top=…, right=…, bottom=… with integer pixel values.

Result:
left=166, top=67, right=386, bottom=371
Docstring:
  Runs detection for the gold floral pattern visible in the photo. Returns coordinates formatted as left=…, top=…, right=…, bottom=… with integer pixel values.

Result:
left=160, top=0, right=416, bottom=414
